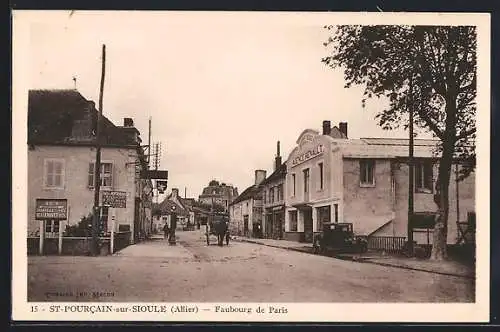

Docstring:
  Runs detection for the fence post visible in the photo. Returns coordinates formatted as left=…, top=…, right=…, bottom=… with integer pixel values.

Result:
left=110, top=211, right=116, bottom=254
left=58, top=220, right=64, bottom=255
left=39, top=220, right=44, bottom=255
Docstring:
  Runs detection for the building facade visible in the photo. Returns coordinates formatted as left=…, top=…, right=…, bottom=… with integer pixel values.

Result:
left=198, top=180, right=238, bottom=211
left=157, top=188, right=191, bottom=230
left=261, top=142, right=287, bottom=240
left=229, top=170, right=266, bottom=237
left=27, top=90, right=153, bottom=245
left=284, top=120, right=475, bottom=245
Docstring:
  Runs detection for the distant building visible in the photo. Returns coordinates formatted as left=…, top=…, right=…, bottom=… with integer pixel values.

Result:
left=284, top=120, right=475, bottom=246
left=198, top=180, right=238, bottom=211
left=261, top=141, right=287, bottom=240
left=229, top=170, right=266, bottom=237
left=27, top=89, right=153, bottom=250
left=156, top=188, right=191, bottom=230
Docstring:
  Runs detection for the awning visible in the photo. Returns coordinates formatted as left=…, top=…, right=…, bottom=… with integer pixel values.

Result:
left=292, top=203, right=313, bottom=210
left=345, top=214, right=394, bottom=236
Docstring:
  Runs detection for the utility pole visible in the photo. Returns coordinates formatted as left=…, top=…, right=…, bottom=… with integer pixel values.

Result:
left=148, top=117, right=152, bottom=165
left=407, top=75, right=415, bottom=257
left=92, top=44, right=106, bottom=256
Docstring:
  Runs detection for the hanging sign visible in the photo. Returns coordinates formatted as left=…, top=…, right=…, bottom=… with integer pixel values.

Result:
left=102, top=191, right=127, bottom=208
left=35, top=199, right=68, bottom=220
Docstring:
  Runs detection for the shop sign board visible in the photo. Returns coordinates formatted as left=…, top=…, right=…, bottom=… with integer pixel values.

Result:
left=102, top=191, right=127, bottom=208
left=35, top=199, right=68, bottom=219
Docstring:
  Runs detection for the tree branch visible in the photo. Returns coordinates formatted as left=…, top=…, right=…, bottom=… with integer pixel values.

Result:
left=456, top=128, right=476, bottom=141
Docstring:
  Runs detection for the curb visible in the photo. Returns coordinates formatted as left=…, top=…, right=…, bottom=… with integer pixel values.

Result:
left=234, top=237, right=474, bottom=279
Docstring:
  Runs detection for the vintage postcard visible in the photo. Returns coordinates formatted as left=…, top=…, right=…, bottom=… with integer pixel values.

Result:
left=12, top=10, right=490, bottom=322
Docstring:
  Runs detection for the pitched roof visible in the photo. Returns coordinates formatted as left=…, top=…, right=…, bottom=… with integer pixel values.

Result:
left=230, top=184, right=262, bottom=205
left=28, top=89, right=138, bottom=147
left=158, top=198, right=189, bottom=217
left=260, top=163, right=287, bottom=186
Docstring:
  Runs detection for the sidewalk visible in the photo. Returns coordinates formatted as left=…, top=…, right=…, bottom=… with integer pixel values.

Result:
left=233, top=236, right=475, bottom=279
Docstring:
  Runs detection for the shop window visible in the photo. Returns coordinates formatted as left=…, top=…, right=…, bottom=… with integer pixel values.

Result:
left=360, top=160, right=375, bottom=186
left=316, top=205, right=331, bottom=231
left=44, top=159, right=65, bottom=189
left=88, top=162, right=113, bottom=188
left=318, top=162, right=324, bottom=190
left=415, top=161, right=433, bottom=193
left=289, top=211, right=298, bottom=232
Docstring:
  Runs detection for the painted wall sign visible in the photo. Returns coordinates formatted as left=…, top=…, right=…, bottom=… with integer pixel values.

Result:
left=35, top=199, right=68, bottom=220
left=291, top=144, right=324, bottom=167
left=102, top=191, right=127, bottom=208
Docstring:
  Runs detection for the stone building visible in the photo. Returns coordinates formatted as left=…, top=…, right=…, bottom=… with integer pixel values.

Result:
left=229, top=170, right=266, bottom=237
left=261, top=141, right=287, bottom=240
left=284, top=120, right=475, bottom=246
left=198, top=180, right=238, bottom=211
left=27, top=89, right=153, bottom=248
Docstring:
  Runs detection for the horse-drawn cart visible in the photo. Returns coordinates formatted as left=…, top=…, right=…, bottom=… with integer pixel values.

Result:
left=206, top=212, right=230, bottom=246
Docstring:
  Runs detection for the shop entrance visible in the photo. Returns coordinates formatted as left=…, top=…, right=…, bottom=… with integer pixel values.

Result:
left=303, top=209, right=313, bottom=243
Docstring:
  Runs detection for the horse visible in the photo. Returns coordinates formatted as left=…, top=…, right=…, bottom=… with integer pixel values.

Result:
left=207, top=219, right=230, bottom=246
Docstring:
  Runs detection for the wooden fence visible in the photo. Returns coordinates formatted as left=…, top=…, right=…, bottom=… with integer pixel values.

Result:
left=367, top=236, right=406, bottom=254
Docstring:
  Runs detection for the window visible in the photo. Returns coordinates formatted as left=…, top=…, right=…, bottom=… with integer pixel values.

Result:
left=292, top=174, right=296, bottom=196
left=317, top=205, right=331, bottom=231
left=278, top=184, right=284, bottom=202
left=303, top=168, right=310, bottom=193
left=318, top=162, right=324, bottom=190
left=334, top=204, right=339, bottom=222
left=44, top=220, right=60, bottom=234
left=88, top=162, right=113, bottom=188
left=415, top=161, right=433, bottom=192
left=289, top=211, right=298, bottom=232
left=263, top=191, right=267, bottom=204
left=269, top=188, right=274, bottom=203
left=44, top=159, right=65, bottom=188
left=360, top=160, right=375, bottom=186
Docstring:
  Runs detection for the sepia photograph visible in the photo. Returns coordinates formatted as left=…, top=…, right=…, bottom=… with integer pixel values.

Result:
left=11, top=10, right=490, bottom=322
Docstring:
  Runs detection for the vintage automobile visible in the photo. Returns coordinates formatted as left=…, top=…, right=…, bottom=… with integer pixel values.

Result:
left=312, top=222, right=368, bottom=254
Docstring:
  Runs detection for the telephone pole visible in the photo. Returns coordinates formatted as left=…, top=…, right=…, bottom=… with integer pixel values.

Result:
left=92, top=44, right=106, bottom=256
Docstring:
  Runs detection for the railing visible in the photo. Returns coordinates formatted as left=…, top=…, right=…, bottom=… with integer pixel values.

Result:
left=367, top=236, right=406, bottom=254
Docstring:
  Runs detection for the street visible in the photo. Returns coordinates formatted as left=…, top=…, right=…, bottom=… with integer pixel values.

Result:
left=28, top=230, right=474, bottom=303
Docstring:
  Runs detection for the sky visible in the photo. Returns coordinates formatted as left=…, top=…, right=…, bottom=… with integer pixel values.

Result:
left=24, top=11, right=428, bottom=200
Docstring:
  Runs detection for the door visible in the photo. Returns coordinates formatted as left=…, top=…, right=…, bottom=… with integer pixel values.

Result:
left=243, top=215, right=249, bottom=237
left=303, top=209, right=313, bottom=243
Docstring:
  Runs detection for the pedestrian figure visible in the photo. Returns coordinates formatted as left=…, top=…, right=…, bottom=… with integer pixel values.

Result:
left=163, top=223, right=169, bottom=240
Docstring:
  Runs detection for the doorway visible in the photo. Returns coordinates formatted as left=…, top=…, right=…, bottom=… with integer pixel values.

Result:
left=303, top=209, right=313, bottom=243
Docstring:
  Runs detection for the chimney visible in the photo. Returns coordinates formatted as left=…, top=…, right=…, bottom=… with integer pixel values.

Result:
left=339, top=122, right=348, bottom=138
left=172, top=188, right=179, bottom=198
left=124, top=118, right=134, bottom=127
left=274, top=141, right=282, bottom=171
left=322, top=120, right=332, bottom=135
left=255, top=170, right=267, bottom=185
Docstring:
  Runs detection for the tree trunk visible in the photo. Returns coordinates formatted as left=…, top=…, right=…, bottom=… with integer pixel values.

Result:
left=430, top=127, right=456, bottom=260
